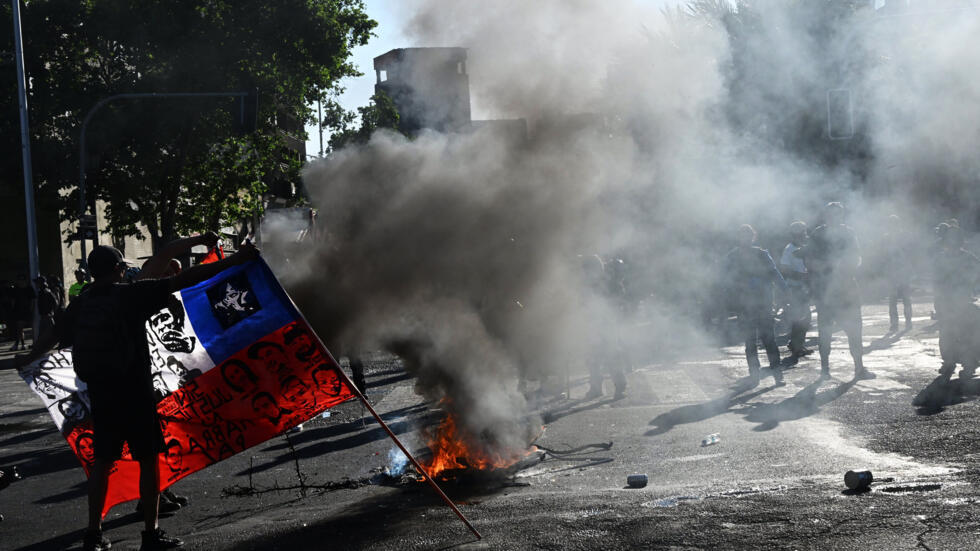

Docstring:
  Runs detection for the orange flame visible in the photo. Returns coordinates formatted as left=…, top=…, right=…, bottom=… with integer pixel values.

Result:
left=422, top=414, right=532, bottom=479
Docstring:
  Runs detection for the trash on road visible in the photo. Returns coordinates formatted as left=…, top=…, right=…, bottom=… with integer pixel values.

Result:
left=844, top=470, right=874, bottom=491
left=701, top=434, right=721, bottom=447
left=0, top=466, right=20, bottom=491
left=627, top=474, right=648, bottom=488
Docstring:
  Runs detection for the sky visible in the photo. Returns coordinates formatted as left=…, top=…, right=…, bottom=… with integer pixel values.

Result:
left=302, top=0, right=683, bottom=158
left=303, top=0, right=407, bottom=157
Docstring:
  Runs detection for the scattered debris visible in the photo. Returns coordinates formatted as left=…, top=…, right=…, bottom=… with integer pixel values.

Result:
left=536, top=442, right=613, bottom=457
left=627, top=474, right=648, bottom=488
left=0, top=466, right=21, bottom=491
left=701, top=433, right=720, bottom=447
left=844, top=470, right=873, bottom=491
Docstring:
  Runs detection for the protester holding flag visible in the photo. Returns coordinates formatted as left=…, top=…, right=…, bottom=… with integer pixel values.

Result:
left=15, top=242, right=258, bottom=551
left=138, top=232, right=221, bottom=280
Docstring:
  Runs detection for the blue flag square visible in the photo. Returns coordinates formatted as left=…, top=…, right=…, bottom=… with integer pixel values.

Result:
left=180, top=260, right=298, bottom=365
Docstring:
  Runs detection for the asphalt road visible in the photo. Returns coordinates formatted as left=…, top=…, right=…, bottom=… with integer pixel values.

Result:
left=3, top=297, right=980, bottom=550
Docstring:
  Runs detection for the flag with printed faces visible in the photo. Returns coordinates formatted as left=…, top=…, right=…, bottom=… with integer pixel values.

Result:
left=19, top=257, right=354, bottom=515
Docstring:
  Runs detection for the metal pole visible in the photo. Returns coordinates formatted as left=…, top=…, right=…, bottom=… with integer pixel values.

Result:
left=12, top=0, right=41, bottom=340
left=78, top=106, right=91, bottom=268
left=317, top=88, right=324, bottom=157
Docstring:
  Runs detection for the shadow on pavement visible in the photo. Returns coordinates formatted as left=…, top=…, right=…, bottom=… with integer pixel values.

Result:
left=912, top=374, right=980, bottom=415
left=262, top=403, right=431, bottom=452
left=737, top=378, right=856, bottom=431
left=540, top=396, right=621, bottom=424
left=863, top=327, right=912, bottom=354
left=12, top=530, right=84, bottom=551
left=0, top=407, right=46, bottom=420
left=365, top=371, right=413, bottom=389
left=239, top=409, right=440, bottom=477
left=229, top=485, right=479, bottom=551
left=1, top=446, right=79, bottom=480
left=646, top=373, right=860, bottom=435
left=0, top=426, right=57, bottom=448
left=34, top=479, right=87, bottom=505
left=644, top=378, right=777, bottom=436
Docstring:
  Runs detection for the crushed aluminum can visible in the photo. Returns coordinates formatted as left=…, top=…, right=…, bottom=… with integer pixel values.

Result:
left=844, top=470, right=873, bottom=490
left=627, top=474, right=648, bottom=488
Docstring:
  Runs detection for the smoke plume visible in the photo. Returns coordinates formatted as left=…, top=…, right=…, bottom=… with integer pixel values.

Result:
left=280, top=0, right=980, bottom=459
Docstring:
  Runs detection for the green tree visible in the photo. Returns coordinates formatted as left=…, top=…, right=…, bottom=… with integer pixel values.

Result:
left=1, top=0, right=375, bottom=250
left=324, top=91, right=402, bottom=152
left=683, top=0, right=873, bottom=173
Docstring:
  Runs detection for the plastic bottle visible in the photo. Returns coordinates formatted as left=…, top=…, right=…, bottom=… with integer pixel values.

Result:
left=701, top=433, right=720, bottom=447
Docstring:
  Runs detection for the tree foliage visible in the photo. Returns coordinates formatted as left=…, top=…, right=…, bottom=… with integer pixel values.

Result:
left=1, top=0, right=375, bottom=250
left=681, top=0, right=873, bottom=172
left=323, top=91, right=402, bottom=152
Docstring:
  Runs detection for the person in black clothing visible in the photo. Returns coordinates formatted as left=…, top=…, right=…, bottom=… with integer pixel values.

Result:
left=723, top=225, right=787, bottom=384
left=10, top=275, right=34, bottom=351
left=779, top=221, right=813, bottom=359
left=34, top=276, right=59, bottom=339
left=15, top=243, right=258, bottom=551
left=882, top=214, right=913, bottom=332
left=802, top=202, right=872, bottom=380
left=582, top=254, right=628, bottom=400
left=933, top=225, right=980, bottom=379
left=49, top=275, right=67, bottom=315
left=0, top=281, right=13, bottom=342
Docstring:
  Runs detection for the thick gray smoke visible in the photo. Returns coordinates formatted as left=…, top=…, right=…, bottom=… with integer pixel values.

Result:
left=281, top=1, right=980, bottom=459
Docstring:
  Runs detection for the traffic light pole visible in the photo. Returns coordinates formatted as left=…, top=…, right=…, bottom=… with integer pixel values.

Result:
left=78, top=91, right=256, bottom=265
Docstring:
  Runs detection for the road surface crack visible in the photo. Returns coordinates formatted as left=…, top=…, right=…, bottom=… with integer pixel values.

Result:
left=915, top=513, right=942, bottom=551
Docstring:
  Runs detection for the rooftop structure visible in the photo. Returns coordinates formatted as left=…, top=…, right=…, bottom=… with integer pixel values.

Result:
left=374, top=47, right=471, bottom=134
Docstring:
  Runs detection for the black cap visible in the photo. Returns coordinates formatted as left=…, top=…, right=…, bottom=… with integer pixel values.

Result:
left=87, top=246, right=130, bottom=278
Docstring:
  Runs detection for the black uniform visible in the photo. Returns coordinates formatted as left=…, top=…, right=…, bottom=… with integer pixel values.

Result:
left=805, top=224, right=863, bottom=372
left=723, top=245, right=786, bottom=378
left=934, top=247, right=980, bottom=375
left=881, top=230, right=913, bottom=329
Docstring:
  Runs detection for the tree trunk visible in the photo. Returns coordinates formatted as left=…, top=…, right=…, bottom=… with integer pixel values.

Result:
left=155, top=126, right=195, bottom=252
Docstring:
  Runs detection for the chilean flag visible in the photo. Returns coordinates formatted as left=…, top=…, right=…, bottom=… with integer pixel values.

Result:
left=20, top=255, right=354, bottom=516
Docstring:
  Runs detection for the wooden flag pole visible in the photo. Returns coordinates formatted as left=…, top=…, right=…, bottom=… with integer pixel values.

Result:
left=270, top=260, right=482, bottom=540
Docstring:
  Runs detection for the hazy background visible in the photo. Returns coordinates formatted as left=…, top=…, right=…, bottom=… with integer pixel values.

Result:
left=285, top=0, right=980, bottom=460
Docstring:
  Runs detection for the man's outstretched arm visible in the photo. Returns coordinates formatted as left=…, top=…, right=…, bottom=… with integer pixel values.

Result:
left=169, top=241, right=259, bottom=293
left=139, top=232, right=220, bottom=280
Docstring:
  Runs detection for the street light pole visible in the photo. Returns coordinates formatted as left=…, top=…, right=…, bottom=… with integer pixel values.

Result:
left=78, top=91, right=254, bottom=263
left=12, top=0, right=41, bottom=338
left=317, top=87, right=324, bottom=157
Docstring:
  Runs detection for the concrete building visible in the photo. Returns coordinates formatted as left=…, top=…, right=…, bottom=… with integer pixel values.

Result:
left=374, top=47, right=472, bottom=135
left=373, top=47, right=527, bottom=143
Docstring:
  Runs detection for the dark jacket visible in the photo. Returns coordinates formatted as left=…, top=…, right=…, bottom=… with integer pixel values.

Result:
left=723, top=246, right=786, bottom=313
